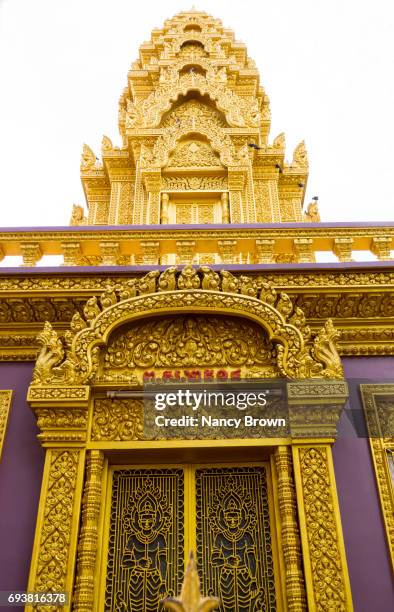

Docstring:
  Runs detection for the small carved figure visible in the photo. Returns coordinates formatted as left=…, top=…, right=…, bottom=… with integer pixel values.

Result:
left=303, top=201, right=321, bottom=223
left=80, top=144, right=96, bottom=171
left=120, top=483, right=171, bottom=612
left=69, top=204, right=87, bottom=226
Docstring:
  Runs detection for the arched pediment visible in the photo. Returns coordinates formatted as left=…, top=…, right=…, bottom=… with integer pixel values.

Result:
left=126, top=72, right=261, bottom=130
left=161, top=98, right=228, bottom=129
left=30, top=267, right=344, bottom=388
left=99, top=313, right=280, bottom=384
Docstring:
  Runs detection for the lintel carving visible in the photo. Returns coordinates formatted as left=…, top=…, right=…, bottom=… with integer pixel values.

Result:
left=30, top=266, right=343, bottom=390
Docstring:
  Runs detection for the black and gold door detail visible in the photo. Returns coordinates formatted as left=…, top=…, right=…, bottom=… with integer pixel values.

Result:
left=104, top=465, right=276, bottom=611
left=104, top=469, right=185, bottom=611
left=196, top=467, right=276, bottom=612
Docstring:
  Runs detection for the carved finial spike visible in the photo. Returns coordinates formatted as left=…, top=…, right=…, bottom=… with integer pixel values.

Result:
left=292, top=140, right=309, bottom=169
left=162, top=551, right=219, bottom=611
left=80, top=143, right=96, bottom=171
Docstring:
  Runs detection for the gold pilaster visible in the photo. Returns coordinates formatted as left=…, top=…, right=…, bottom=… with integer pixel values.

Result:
left=274, top=446, right=307, bottom=611
left=161, top=192, right=170, bottom=224
left=73, top=451, right=105, bottom=612
left=221, top=192, right=229, bottom=223
left=26, top=448, right=86, bottom=612
left=292, top=444, right=353, bottom=611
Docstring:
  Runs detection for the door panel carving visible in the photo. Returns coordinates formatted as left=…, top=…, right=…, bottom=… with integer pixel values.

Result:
left=105, top=469, right=185, bottom=611
left=196, top=466, right=276, bottom=612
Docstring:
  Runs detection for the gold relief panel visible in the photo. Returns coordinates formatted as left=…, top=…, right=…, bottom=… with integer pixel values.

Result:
left=92, top=399, right=144, bottom=441
left=99, top=314, right=279, bottom=384
left=104, top=469, right=185, bottom=612
left=360, top=384, right=394, bottom=568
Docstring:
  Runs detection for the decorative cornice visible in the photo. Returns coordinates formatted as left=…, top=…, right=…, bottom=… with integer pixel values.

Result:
left=0, top=268, right=393, bottom=359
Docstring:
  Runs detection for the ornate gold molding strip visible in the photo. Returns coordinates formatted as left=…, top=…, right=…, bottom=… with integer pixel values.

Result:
left=360, top=384, right=394, bottom=569
left=0, top=390, right=12, bottom=461
left=274, top=446, right=306, bottom=611
left=27, top=449, right=85, bottom=612
left=292, top=445, right=353, bottom=612
left=0, top=226, right=392, bottom=266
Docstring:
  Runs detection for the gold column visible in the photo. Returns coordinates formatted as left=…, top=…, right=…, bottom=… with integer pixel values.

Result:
left=292, top=444, right=353, bottom=611
left=274, top=446, right=307, bottom=611
left=228, top=169, right=246, bottom=223
left=73, top=450, right=105, bottom=612
left=221, top=192, right=229, bottom=223
left=287, top=380, right=353, bottom=611
left=143, top=170, right=162, bottom=224
left=161, top=192, right=170, bottom=224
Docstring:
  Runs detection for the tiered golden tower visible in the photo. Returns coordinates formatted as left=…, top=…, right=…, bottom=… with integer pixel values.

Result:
left=77, top=9, right=311, bottom=232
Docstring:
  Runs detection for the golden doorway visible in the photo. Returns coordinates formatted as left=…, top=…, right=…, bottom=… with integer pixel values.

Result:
left=101, top=463, right=278, bottom=612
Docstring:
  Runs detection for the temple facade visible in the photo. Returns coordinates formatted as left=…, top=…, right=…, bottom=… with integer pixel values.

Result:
left=0, top=9, right=393, bottom=612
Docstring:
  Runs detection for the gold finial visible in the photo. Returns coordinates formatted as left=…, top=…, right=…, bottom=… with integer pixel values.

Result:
left=162, top=551, right=220, bottom=612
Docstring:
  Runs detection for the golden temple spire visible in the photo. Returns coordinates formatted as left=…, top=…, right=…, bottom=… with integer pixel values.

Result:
left=77, top=10, right=311, bottom=228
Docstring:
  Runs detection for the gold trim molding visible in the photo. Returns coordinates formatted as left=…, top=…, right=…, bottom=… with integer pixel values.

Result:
left=360, top=384, right=394, bottom=569
left=0, top=390, right=12, bottom=461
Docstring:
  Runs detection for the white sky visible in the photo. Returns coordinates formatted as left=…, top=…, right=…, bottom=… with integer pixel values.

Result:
left=0, top=0, right=393, bottom=227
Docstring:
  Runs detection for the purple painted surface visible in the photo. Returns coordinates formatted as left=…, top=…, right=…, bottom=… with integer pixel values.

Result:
left=333, top=358, right=394, bottom=611
left=0, top=261, right=393, bottom=275
left=0, top=363, right=44, bottom=608
left=0, top=220, right=393, bottom=231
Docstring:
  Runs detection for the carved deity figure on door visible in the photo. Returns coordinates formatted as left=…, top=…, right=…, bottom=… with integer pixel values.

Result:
left=210, top=488, right=263, bottom=611
left=118, top=482, right=172, bottom=611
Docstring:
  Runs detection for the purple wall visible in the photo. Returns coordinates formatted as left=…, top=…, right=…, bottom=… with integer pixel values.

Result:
left=0, top=363, right=44, bottom=608
left=0, top=357, right=393, bottom=610
left=333, top=357, right=394, bottom=611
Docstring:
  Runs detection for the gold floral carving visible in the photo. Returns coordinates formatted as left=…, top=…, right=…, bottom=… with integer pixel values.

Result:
left=91, top=399, right=143, bottom=441
left=295, top=446, right=352, bottom=611
left=126, top=71, right=260, bottom=130
left=162, top=176, right=227, bottom=190
left=102, top=315, right=277, bottom=378
left=0, top=390, right=12, bottom=461
left=167, top=140, right=222, bottom=168
left=29, top=266, right=344, bottom=389
left=29, top=449, right=81, bottom=611
left=162, top=99, right=227, bottom=129
left=73, top=451, right=104, bottom=612
left=274, top=447, right=306, bottom=611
